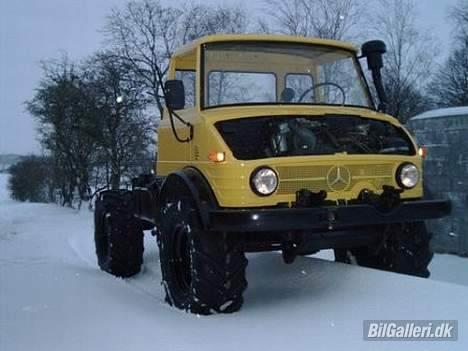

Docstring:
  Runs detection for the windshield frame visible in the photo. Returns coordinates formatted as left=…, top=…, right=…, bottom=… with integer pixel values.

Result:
left=200, top=41, right=376, bottom=111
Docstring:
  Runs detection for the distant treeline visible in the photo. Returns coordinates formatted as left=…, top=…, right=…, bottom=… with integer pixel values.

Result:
left=0, top=154, right=23, bottom=173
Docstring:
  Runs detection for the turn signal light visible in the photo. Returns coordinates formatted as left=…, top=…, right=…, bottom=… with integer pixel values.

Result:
left=208, top=151, right=225, bottom=162
left=418, top=146, right=427, bottom=158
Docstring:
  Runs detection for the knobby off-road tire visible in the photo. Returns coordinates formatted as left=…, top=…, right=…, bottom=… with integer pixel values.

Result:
left=94, top=191, right=144, bottom=278
left=157, top=177, right=247, bottom=315
left=335, top=222, right=433, bottom=278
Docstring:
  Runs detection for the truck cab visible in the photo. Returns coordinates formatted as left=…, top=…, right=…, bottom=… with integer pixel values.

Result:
left=158, top=35, right=423, bottom=206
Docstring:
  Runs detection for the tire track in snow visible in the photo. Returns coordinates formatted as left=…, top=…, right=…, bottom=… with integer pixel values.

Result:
left=67, top=229, right=166, bottom=302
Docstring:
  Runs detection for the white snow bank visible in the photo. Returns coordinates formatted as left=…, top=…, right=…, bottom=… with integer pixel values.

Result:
left=1, top=173, right=467, bottom=351
left=314, top=249, right=468, bottom=288
left=430, top=254, right=468, bottom=287
left=410, top=106, right=468, bottom=121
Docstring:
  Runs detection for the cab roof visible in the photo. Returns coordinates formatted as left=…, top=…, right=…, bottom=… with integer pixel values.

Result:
left=172, top=34, right=358, bottom=58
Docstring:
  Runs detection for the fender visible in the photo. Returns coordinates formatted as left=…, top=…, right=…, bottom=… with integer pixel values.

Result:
left=159, top=167, right=218, bottom=229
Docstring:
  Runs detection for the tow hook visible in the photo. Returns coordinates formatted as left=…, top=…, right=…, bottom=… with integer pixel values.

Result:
left=281, top=241, right=297, bottom=264
left=295, top=189, right=327, bottom=207
left=358, top=186, right=403, bottom=211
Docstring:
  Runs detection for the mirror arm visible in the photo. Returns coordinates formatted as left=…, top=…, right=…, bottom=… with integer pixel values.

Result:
left=155, top=64, right=193, bottom=143
left=169, top=109, right=194, bottom=143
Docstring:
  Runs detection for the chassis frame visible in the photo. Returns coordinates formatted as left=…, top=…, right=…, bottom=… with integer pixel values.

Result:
left=126, top=170, right=451, bottom=255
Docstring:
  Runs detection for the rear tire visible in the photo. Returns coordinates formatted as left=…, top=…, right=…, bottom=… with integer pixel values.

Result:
left=157, top=176, right=247, bottom=315
left=94, top=191, right=144, bottom=278
left=335, top=222, right=433, bottom=278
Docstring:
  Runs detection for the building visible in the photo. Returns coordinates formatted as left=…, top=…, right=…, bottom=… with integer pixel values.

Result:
left=407, top=106, right=468, bottom=256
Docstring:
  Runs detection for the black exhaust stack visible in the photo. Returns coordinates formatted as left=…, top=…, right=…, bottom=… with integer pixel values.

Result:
left=361, top=40, right=387, bottom=112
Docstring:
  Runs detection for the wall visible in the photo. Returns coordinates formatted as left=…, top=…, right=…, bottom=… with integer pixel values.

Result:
left=407, top=114, right=468, bottom=256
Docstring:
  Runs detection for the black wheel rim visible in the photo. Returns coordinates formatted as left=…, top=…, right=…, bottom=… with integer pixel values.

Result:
left=172, top=224, right=192, bottom=293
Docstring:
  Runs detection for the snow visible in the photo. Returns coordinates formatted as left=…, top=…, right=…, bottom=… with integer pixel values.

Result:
left=1, top=172, right=468, bottom=351
left=314, top=249, right=468, bottom=288
left=410, top=106, right=468, bottom=121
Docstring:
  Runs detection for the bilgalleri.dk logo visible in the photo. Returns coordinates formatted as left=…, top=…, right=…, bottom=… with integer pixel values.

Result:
left=363, top=320, right=458, bottom=341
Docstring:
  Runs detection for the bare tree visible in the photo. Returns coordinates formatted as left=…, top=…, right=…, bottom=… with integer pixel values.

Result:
left=104, top=0, right=179, bottom=115
left=451, top=0, right=468, bottom=41
left=83, top=52, right=153, bottom=189
left=427, top=0, right=468, bottom=107
left=370, top=0, right=437, bottom=121
left=264, top=0, right=366, bottom=40
left=179, top=3, right=248, bottom=42
left=104, top=0, right=249, bottom=116
left=428, top=44, right=468, bottom=107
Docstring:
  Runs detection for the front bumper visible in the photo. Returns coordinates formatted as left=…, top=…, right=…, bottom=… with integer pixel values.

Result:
left=206, top=199, right=451, bottom=232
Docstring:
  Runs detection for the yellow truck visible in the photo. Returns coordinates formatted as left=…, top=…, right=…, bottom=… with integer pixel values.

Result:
left=93, top=34, right=451, bottom=315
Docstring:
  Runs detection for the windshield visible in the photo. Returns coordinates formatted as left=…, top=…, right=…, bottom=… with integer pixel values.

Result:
left=216, top=115, right=415, bottom=160
left=203, top=42, right=372, bottom=109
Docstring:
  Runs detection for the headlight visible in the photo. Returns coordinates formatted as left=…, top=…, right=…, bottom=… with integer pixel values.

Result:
left=250, top=167, right=278, bottom=196
left=397, top=163, right=419, bottom=189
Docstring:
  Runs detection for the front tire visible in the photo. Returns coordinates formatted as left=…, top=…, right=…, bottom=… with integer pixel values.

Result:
left=94, top=191, right=144, bottom=278
left=335, top=222, right=433, bottom=278
left=157, top=176, right=247, bottom=315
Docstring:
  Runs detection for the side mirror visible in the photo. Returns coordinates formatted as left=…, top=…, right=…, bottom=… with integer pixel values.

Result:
left=164, top=80, right=185, bottom=110
left=361, top=40, right=386, bottom=71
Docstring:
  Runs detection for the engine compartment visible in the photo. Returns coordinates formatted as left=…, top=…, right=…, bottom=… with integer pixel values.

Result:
left=215, top=115, right=415, bottom=160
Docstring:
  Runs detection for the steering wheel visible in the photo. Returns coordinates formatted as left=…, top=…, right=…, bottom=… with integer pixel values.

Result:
left=297, top=82, right=346, bottom=105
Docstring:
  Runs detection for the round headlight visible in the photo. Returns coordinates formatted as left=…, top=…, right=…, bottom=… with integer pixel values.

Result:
left=397, top=163, right=419, bottom=189
left=250, top=167, right=278, bottom=196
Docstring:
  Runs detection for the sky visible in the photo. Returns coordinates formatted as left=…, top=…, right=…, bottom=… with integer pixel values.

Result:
left=0, top=0, right=459, bottom=155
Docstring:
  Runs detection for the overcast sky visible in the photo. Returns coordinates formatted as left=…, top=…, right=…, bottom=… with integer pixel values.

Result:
left=0, top=0, right=459, bottom=155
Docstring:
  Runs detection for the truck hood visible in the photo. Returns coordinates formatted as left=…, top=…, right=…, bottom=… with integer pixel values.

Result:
left=200, top=104, right=401, bottom=126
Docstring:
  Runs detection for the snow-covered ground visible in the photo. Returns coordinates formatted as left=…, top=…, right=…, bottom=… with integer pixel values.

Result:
left=1, top=173, right=467, bottom=351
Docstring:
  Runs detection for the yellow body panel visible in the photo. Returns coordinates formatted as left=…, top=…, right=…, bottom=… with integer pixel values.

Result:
left=157, top=35, right=423, bottom=208
left=157, top=105, right=423, bottom=207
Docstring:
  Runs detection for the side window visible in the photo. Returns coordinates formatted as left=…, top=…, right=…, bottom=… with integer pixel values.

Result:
left=175, top=70, right=195, bottom=108
left=285, top=74, right=314, bottom=102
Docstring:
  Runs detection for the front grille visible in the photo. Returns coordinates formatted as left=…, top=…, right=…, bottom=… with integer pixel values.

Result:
left=276, top=164, right=394, bottom=195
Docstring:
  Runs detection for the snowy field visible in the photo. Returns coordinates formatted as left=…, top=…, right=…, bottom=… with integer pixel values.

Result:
left=1, top=173, right=467, bottom=351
